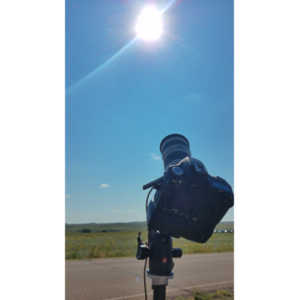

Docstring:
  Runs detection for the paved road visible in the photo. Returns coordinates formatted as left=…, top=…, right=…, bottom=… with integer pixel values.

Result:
left=66, top=252, right=233, bottom=300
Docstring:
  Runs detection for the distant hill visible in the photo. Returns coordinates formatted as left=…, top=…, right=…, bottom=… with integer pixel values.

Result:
left=66, top=221, right=233, bottom=233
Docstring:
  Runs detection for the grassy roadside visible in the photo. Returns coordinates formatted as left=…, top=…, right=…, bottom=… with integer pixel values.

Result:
left=66, top=230, right=233, bottom=259
left=172, top=288, right=233, bottom=300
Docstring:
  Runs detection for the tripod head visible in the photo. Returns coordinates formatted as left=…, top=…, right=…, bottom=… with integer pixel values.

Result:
left=136, top=230, right=182, bottom=300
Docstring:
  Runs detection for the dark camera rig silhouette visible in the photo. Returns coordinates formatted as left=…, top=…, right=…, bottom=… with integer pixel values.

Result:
left=136, top=134, right=234, bottom=300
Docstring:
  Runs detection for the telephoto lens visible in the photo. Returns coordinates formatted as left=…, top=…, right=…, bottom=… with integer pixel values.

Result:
left=146, top=133, right=234, bottom=243
left=160, top=134, right=191, bottom=170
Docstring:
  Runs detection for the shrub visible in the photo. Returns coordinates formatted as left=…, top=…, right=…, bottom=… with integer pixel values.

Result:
left=80, top=228, right=92, bottom=233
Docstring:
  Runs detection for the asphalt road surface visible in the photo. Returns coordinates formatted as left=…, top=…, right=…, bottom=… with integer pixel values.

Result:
left=66, top=252, right=233, bottom=300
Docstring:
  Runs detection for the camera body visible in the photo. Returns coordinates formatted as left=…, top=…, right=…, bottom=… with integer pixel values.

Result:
left=146, top=134, right=233, bottom=243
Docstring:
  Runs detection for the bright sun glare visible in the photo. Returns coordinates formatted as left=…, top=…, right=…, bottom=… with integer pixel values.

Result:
left=135, top=5, right=163, bottom=41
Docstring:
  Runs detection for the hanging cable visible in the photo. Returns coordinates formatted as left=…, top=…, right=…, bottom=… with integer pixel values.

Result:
left=144, top=257, right=148, bottom=300
left=145, top=187, right=154, bottom=212
left=143, top=187, right=153, bottom=300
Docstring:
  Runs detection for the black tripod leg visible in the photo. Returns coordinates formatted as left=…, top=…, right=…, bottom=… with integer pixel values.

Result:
left=153, top=285, right=166, bottom=300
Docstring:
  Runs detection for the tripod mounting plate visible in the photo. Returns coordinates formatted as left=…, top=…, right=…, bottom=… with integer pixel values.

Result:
left=147, top=272, right=174, bottom=286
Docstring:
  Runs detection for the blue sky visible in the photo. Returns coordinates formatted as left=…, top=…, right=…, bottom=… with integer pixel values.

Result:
left=66, top=0, right=233, bottom=223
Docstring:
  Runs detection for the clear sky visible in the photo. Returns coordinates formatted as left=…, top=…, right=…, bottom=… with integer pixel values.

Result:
left=66, top=0, right=233, bottom=224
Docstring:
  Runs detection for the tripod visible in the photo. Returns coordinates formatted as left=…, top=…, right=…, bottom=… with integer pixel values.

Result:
left=137, top=168, right=182, bottom=299
left=136, top=230, right=182, bottom=300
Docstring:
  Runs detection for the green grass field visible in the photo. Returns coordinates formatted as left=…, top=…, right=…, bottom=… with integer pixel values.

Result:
left=173, top=288, right=233, bottom=300
left=66, top=222, right=233, bottom=260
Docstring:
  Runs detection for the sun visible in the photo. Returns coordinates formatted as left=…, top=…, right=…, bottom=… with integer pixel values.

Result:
left=135, top=5, right=163, bottom=41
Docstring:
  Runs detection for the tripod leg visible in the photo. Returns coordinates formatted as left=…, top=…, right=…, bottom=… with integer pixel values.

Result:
left=153, top=285, right=166, bottom=300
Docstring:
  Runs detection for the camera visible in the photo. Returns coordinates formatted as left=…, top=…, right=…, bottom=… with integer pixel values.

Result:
left=144, top=134, right=233, bottom=243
